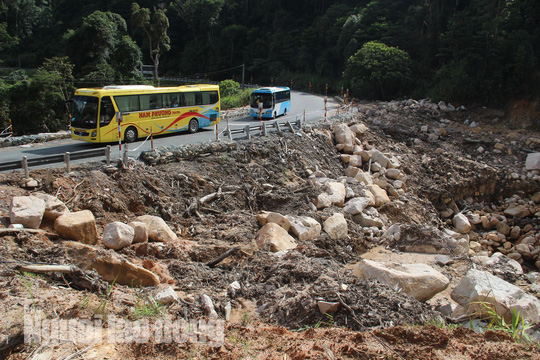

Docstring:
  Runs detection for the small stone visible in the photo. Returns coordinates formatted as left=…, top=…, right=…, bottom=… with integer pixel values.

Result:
left=453, top=213, right=471, bottom=234
left=435, top=255, right=454, bottom=266
left=317, top=301, right=340, bottom=314
left=102, top=222, right=135, bottom=250
left=154, top=286, right=179, bottom=305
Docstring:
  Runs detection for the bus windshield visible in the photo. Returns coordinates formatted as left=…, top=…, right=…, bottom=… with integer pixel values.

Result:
left=250, top=94, right=273, bottom=109
left=71, top=96, right=99, bottom=129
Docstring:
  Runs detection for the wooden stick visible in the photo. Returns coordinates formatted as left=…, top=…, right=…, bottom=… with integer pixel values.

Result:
left=206, top=247, right=240, bottom=268
left=16, top=264, right=79, bottom=274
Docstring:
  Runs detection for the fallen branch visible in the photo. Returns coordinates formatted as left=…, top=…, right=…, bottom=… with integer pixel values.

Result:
left=16, top=264, right=79, bottom=274
left=206, top=247, right=240, bottom=268
left=198, top=189, right=237, bottom=205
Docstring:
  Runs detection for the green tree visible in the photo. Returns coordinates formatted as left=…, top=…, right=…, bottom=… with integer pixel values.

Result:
left=0, top=22, right=17, bottom=53
left=344, top=41, right=412, bottom=99
left=131, top=3, right=170, bottom=84
left=65, top=10, right=141, bottom=82
left=219, top=79, right=240, bottom=97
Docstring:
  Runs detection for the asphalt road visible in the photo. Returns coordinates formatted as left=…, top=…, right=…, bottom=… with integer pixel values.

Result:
left=0, top=91, right=338, bottom=168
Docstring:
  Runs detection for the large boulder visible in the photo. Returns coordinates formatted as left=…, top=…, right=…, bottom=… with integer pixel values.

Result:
left=453, top=213, right=472, bottom=234
left=102, top=222, right=135, bottom=250
left=353, top=207, right=384, bottom=228
left=451, top=269, right=540, bottom=323
left=525, top=152, right=540, bottom=171
left=343, top=196, right=375, bottom=215
left=128, top=221, right=149, bottom=244
left=504, top=205, right=530, bottom=218
left=64, top=241, right=160, bottom=287
left=367, top=150, right=390, bottom=168
left=325, top=182, right=346, bottom=207
left=314, top=193, right=332, bottom=209
left=323, top=213, right=348, bottom=240
left=257, top=211, right=292, bottom=231
left=395, top=224, right=469, bottom=257
left=9, top=196, right=46, bottom=229
left=367, top=184, right=390, bottom=207
left=353, top=259, right=449, bottom=302
left=350, top=123, right=368, bottom=136
left=135, top=215, right=177, bottom=243
left=288, top=216, right=321, bottom=242
left=255, top=223, right=297, bottom=252
left=333, top=124, right=355, bottom=149
left=54, top=210, right=98, bottom=245
left=33, top=193, right=70, bottom=221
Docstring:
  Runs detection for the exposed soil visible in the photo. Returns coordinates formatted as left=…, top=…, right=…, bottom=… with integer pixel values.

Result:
left=0, top=101, right=539, bottom=359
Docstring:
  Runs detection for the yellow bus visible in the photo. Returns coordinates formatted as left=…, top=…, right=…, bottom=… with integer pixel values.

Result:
left=69, top=84, right=220, bottom=143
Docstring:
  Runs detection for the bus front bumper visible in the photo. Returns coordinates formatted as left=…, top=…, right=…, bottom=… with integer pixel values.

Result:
left=71, top=128, right=98, bottom=142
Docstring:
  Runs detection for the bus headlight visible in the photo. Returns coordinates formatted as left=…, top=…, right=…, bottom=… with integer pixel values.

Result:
left=91, top=130, right=97, bottom=137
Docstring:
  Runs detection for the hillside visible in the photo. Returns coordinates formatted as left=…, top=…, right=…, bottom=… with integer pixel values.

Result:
left=1, top=102, right=540, bottom=359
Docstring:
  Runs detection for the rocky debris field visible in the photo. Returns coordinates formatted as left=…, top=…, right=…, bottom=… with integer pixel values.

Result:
left=0, top=99, right=539, bottom=359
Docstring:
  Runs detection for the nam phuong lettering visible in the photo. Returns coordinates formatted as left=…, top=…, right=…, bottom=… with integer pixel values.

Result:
left=139, top=109, right=172, bottom=118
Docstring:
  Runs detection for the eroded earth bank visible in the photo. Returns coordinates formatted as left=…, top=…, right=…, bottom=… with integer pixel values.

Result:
left=1, top=100, right=540, bottom=359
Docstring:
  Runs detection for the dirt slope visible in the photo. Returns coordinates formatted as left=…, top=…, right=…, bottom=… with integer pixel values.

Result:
left=0, top=102, right=539, bottom=359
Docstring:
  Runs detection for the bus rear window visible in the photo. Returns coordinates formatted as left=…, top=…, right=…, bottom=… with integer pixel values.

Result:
left=184, top=92, right=202, bottom=106
left=202, top=91, right=218, bottom=105
left=114, top=95, right=140, bottom=112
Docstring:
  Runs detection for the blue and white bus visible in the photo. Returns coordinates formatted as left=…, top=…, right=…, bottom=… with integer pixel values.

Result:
left=250, top=87, right=291, bottom=119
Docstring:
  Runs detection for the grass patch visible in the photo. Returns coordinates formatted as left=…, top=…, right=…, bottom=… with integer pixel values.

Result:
left=132, top=296, right=164, bottom=319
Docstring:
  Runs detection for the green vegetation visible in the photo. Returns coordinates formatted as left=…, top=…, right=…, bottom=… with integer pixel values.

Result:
left=345, top=41, right=412, bottom=100
left=474, top=302, right=533, bottom=342
left=219, top=79, right=252, bottom=109
left=0, top=0, right=538, bottom=134
left=132, top=296, right=164, bottom=319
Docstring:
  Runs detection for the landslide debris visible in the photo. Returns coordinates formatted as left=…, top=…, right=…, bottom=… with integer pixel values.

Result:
left=0, top=99, right=539, bottom=359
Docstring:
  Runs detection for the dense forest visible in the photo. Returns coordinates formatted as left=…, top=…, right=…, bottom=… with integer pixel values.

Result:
left=0, top=0, right=539, bottom=134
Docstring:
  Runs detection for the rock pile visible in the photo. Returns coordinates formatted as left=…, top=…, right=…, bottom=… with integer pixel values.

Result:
left=7, top=193, right=181, bottom=287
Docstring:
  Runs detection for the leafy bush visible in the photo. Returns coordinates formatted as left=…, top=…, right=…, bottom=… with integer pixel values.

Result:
left=221, top=88, right=252, bottom=110
left=344, top=41, right=412, bottom=100
left=219, top=79, right=241, bottom=97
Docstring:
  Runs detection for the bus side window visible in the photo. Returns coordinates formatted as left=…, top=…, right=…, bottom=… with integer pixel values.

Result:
left=99, top=96, right=115, bottom=127
left=195, top=92, right=202, bottom=106
left=178, top=93, right=185, bottom=107
left=184, top=92, right=196, bottom=106
left=202, top=91, right=218, bottom=105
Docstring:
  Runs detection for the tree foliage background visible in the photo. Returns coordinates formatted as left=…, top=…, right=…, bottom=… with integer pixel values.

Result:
left=0, top=0, right=538, bottom=134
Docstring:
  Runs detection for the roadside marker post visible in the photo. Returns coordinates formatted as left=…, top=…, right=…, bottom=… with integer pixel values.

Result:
left=116, top=112, right=123, bottom=152
left=258, top=101, right=263, bottom=133
left=324, top=96, right=328, bottom=122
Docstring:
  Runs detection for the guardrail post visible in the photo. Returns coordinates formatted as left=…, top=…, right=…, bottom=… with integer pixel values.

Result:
left=262, top=122, right=267, bottom=137
left=244, top=125, right=251, bottom=140
left=22, top=156, right=29, bottom=179
left=123, top=144, right=129, bottom=166
left=295, top=118, right=302, bottom=128
left=274, top=121, right=281, bottom=135
left=64, top=152, right=71, bottom=173
left=45, top=169, right=53, bottom=187
left=105, top=146, right=111, bottom=166
left=286, top=121, right=295, bottom=134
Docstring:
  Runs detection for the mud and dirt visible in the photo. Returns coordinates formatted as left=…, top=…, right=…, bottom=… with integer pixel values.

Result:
left=0, top=102, right=539, bottom=359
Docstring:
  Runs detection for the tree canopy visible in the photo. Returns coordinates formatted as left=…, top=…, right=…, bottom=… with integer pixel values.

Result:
left=0, top=0, right=537, bottom=115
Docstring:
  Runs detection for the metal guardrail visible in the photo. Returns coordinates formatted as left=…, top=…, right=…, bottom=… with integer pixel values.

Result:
left=221, top=119, right=303, bottom=140
left=0, top=146, right=111, bottom=174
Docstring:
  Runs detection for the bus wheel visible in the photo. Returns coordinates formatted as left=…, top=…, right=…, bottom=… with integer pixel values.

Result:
left=188, top=118, right=199, bottom=133
left=284, top=108, right=287, bottom=116
left=125, top=127, right=137, bottom=143
left=273, top=112, right=276, bottom=119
